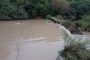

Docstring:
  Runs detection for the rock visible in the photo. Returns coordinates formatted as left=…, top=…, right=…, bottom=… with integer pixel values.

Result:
left=49, top=17, right=60, bottom=24
left=49, top=17, right=83, bottom=35
left=87, top=28, right=90, bottom=32
left=62, top=22, right=83, bottom=35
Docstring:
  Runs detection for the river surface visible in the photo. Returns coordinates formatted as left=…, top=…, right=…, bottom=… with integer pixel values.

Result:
left=0, top=20, right=64, bottom=60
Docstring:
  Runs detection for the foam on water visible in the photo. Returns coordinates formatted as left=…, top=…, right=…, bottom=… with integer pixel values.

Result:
left=58, top=25, right=72, bottom=39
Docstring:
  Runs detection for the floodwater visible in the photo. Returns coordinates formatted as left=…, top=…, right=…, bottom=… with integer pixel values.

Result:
left=83, top=32, right=90, bottom=35
left=0, top=20, right=64, bottom=60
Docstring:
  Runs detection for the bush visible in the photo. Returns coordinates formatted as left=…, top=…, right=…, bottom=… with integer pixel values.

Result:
left=75, top=15, right=90, bottom=31
left=52, top=0, right=69, bottom=16
left=57, top=37, right=90, bottom=60
left=0, top=0, right=28, bottom=20
left=1, top=0, right=90, bottom=20
left=24, top=0, right=53, bottom=18
left=9, top=6, right=28, bottom=19
left=67, top=0, right=90, bottom=20
left=75, top=20, right=88, bottom=31
left=0, top=0, right=12, bottom=19
left=0, top=0, right=54, bottom=19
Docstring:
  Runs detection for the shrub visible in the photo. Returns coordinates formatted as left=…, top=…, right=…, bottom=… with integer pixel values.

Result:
left=24, top=0, right=53, bottom=18
left=52, top=0, right=69, bottom=16
left=0, top=0, right=28, bottom=20
left=57, top=37, right=90, bottom=60
left=9, top=6, right=28, bottom=19
left=67, top=0, right=90, bottom=20
left=0, top=0, right=12, bottom=19
left=75, top=20, right=88, bottom=31
left=75, top=15, right=90, bottom=31
left=81, top=15, right=90, bottom=28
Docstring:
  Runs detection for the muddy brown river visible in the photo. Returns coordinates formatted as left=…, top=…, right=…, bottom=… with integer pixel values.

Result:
left=0, top=20, right=64, bottom=60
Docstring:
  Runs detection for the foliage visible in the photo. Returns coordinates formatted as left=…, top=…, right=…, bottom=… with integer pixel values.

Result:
left=1, top=0, right=90, bottom=20
left=67, top=0, right=90, bottom=20
left=0, top=0, right=13, bottom=19
left=52, top=0, right=69, bottom=16
left=59, top=37, right=90, bottom=60
left=9, top=6, right=28, bottom=19
left=0, top=0, right=28, bottom=20
left=75, top=15, right=90, bottom=31
left=75, top=20, right=88, bottom=31
left=24, top=0, right=53, bottom=18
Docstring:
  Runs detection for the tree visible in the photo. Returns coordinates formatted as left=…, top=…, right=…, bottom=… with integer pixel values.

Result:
left=24, top=0, right=53, bottom=18
left=0, top=0, right=28, bottom=20
left=51, top=0, right=69, bottom=16
left=67, top=0, right=90, bottom=20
